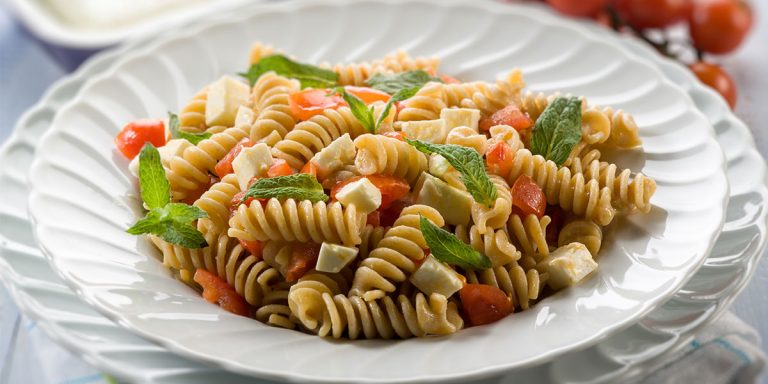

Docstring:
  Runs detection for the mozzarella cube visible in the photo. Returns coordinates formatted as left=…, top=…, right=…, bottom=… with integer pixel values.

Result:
left=409, top=255, right=464, bottom=298
left=400, top=119, right=448, bottom=143
left=128, top=139, right=191, bottom=177
left=316, top=242, right=359, bottom=273
left=205, top=76, right=251, bottom=127
left=440, top=108, right=481, bottom=132
left=234, top=106, right=256, bottom=128
left=311, top=134, right=356, bottom=178
left=415, top=173, right=472, bottom=226
left=428, top=154, right=465, bottom=190
left=335, top=177, right=381, bottom=214
left=543, top=242, right=598, bottom=290
left=128, top=156, right=140, bottom=177
left=232, top=143, right=273, bottom=190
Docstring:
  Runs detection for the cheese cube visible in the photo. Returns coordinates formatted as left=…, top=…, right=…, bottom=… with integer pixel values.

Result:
left=415, top=173, right=472, bottom=226
left=316, top=242, right=359, bottom=273
left=234, top=106, right=256, bottom=128
left=543, top=242, right=598, bottom=290
left=335, top=177, right=381, bottom=214
left=205, top=76, right=251, bottom=127
left=440, top=108, right=481, bottom=132
left=400, top=119, right=448, bottom=143
left=409, top=255, right=464, bottom=298
left=128, top=139, right=191, bottom=177
left=232, top=143, right=273, bottom=190
left=311, top=134, right=356, bottom=179
left=428, top=154, right=464, bottom=190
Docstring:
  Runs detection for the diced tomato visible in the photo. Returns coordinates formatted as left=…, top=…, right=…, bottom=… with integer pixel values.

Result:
left=229, top=191, right=267, bottom=218
left=285, top=243, right=320, bottom=282
left=479, top=105, right=534, bottom=133
left=459, top=284, right=513, bottom=326
left=114, top=119, right=167, bottom=160
left=193, top=269, right=250, bottom=316
left=440, top=74, right=461, bottom=84
left=345, top=86, right=391, bottom=104
left=215, top=139, right=254, bottom=178
left=180, top=177, right=215, bottom=205
left=545, top=205, right=566, bottom=244
left=379, top=199, right=409, bottom=227
left=366, top=211, right=381, bottom=227
left=330, top=174, right=410, bottom=210
left=290, top=89, right=344, bottom=121
left=238, top=239, right=264, bottom=258
left=267, top=159, right=294, bottom=178
left=486, top=141, right=514, bottom=177
left=511, top=175, right=547, bottom=218
left=381, top=131, right=406, bottom=141
left=300, top=162, right=319, bottom=177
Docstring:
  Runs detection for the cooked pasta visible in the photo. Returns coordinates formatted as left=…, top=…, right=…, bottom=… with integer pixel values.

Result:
left=454, top=225, right=520, bottom=267
left=193, top=174, right=240, bottom=233
left=327, top=51, right=440, bottom=86
left=507, top=214, right=552, bottom=259
left=354, top=133, right=429, bottom=184
left=445, top=126, right=488, bottom=154
left=581, top=159, right=656, bottom=213
left=463, top=262, right=545, bottom=311
left=249, top=72, right=300, bottom=146
left=179, top=87, right=209, bottom=132
left=470, top=175, right=512, bottom=234
left=558, top=218, right=603, bottom=257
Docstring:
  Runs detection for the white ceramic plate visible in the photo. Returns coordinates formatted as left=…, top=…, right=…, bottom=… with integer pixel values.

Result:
left=26, top=0, right=728, bottom=382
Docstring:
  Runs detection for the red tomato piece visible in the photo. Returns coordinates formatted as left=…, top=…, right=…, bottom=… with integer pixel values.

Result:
left=330, top=175, right=410, bottom=210
left=486, top=141, right=515, bottom=177
left=285, top=243, right=320, bottom=283
left=193, top=269, right=250, bottom=316
left=300, top=161, right=319, bottom=177
left=615, top=0, right=692, bottom=30
left=114, top=119, right=167, bottom=160
left=366, top=211, right=381, bottom=227
left=180, top=176, right=216, bottom=205
left=345, top=86, right=391, bottom=104
left=267, top=159, right=294, bottom=178
left=290, top=89, right=345, bottom=121
left=215, top=139, right=254, bottom=178
left=479, top=105, right=534, bottom=133
left=238, top=239, right=264, bottom=258
left=545, top=205, right=566, bottom=244
left=381, top=131, right=406, bottom=141
left=545, top=0, right=610, bottom=17
left=460, top=284, right=512, bottom=326
left=689, top=0, right=753, bottom=55
left=690, top=62, right=738, bottom=109
left=378, top=199, right=409, bottom=227
left=511, top=175, right=547, bottom=218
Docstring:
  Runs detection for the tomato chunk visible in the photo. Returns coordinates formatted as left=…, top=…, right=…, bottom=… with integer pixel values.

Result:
left=460, top=284, right=512, bottom=326
left=215, top=139, right=254, bottom=178
left=545, top=205, right=566, bottom=244
left=479, top=105, right=534, bottom=133
left=193, top=269, right=250, bottom=316
left=114, top=119, right=167, bottom=160
left=300, top=161, right=319, bottom=177
left=379, top=199, right=409, bottom=227
left=366, top=211, right=381, bottom=227
left=511, top=175, right=546, bottom=218
left=330, top=175, right=410, bottom=210
left=345, top=86, right=391, bottom=104
left=290, top=89, right=344, bottom=121
left=267, top=159, right=294, bottom=177
left=381, top=131, right=406, bottom=141
left=180, top=176, right=216, bottom=205
left=486, top=141, right=515, bottom=177
left=238, top=239, right=264, bottom=258
left=285, top=243, right=320, bottom=282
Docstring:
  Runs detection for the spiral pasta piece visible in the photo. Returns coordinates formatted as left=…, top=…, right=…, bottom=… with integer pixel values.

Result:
left=193, top=174, right=240, bottom=234
left=349, top=205, right=445, bottom=299
left=603, top=107, right=642, bottom=148
left=249, top=42, right=277, bottom=65
left=563, top=141, right=602, bottom=174
left=396, top=82, right=446, bottom=122
left=248, top=72, right=300, bottom=146
left=507, top=214, right=552, bottom=259
left=470, top=175, right=512, bottom=234
left=456, top=70, right=525, bottom=115
left=454, top=225, right=520, bottom=268
left=353, top=134, right=429, bottom=184
left=360, top=225, right=388, bottom=260
left=464, top=262, right=543, bottom=311
left=229, top=198, right=366, bottom=246
left=326, top=51, right=440, bottom=86
left=179, top=87, right=209, bottom=132
left=487, top=125, right=525, bottom=154
left=445, top=126, right=488, bottom=154
left=582, top=160, right=656, bottom=213
left=558, top=218, right=603, bottom=257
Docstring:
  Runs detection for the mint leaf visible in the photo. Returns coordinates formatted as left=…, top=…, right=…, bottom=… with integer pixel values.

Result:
left=529, top=96, right=582, bottom=166
left=169, top=112, right=211, bottom=145
left=138, top=143, right=170, bottom=210
left=240, top=54, right=338, bottom=89
left=375, top=86, right=419, bottom=132
left=165, top=203, right=208, bottom=222
left=406, top=139, right=497, bottom=207
left=419, top=215, right=491, bottom=270
left=336, top=87, right=376, bottom=134
left=243, top=173, right=329, bottom=202
left=157, top=220, right=208, bottom=249
left=126, top=205, right=209, bottom=248
left=365, top=70, right=441, bottom=95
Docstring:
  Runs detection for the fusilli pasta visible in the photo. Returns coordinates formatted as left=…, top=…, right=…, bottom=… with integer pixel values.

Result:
left=354, top=133, right=429, bottom=184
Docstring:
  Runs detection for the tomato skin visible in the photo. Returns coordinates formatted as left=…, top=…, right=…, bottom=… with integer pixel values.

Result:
left=290, top=89, right=345, bottom=121
left=267, top=159, right=294, bottom=177
left=511, top=175, right=547, bottom=218
left=366, top=211, right=381, bottom=227
left=379, top=199, right=409, bottom=227
left=215, top=139, right=254, bottom=178
left=486, top=141, right=515, bottom=177
left=330, top=175, right=410, bottom=210
left=193, top=269, right=250, bottom=316
left=479, top=105, right=534, bottom=133
left=615, top=0, right=692, bottom=30
left=238, top=239, right=264, bottom=258
left=460, top=284, right=512, bottom=326
left=285, top=243, right=320, bottom=282
left=382, top=131, right=406, bottom=141
left=300, top=162, right=319, bottom=177
left=180, top=176, right=216, bottom=205
left=545, top=205, right=566, bottom=244
left=545, top=0, right=610, bottom=17
left=115, top=119, right=167, bottom=160
left=345, top=86, right=391, bottom=104
left=690, top=62, right=738, bottom=108
left=690, top=0, right=753, bottom=55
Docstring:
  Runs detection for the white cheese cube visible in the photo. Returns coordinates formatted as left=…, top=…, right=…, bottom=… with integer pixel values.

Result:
left=543, top=242, right=598, bottom=290
left=428, top=154, right=465, bottom=190
left=205, top=76, right=251, bottom=127
left=316, top=242, right=359, bottom=273
left=415, top=173, right=472, bottom=226
left=311, top=134, right=356, bottom=178
left=409, top=255, right=464, bottom=297
left=128, top=156, right=140, bottom=178
left=400, top=119, right=448, bottom=143
left=128, top=139, right=191, bottom=177
left=232, top=143, right=273, bottom=190
left=335, top=178, right=382, bottom=214
left=234, top=106, right=256, bottom=128
left=440, top=108, right=481, bottom=132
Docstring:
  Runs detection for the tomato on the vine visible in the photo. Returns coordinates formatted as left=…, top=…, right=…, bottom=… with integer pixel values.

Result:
left=690, top=61, right=738, bottom=108
left=689, top=0, right=753, bottom=55
left=545, top=0, right=610, bottom=17
left=614, top=0, right=692, bottom=30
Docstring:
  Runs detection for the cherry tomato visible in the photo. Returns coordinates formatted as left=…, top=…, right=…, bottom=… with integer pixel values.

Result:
left=345, top=86, right=391, bottom=104
left=193, top=269, right=250, bottom=316
left=381, top=131, right=406, bottom=141
left=479, top=105, right=534, bottom=133
left=545, top=0, right=610, bottom=17
left=285, top=243, right=320, bottom=282
left=614, top=0, right=692, bottom=30
left=690, top=62, right=738, bottom=108
left=267, top=159, right=294, bottom=178
left=229, top=191, right=267, bottom=217
left=366, top=211, right=381, bottom=227
left=330, top=175, right=410, bottom=210
left=459, top=284, right=512, bottom=326
left=486, top=141, right=515, bottom=177
left=290, top=89, right=344, bottom=121
left=114, top=119, right=167, bottom=160
left=300, top=161, right=319, bottom=177
left=511, top=175, right=547, bottom=218
left=690, top=0, right=753, bottom=55
left=238, top=239, right=264, bottom=258
left=379, top=199, right=409, bottom=227
left=214, top=139, right=254, bottom=178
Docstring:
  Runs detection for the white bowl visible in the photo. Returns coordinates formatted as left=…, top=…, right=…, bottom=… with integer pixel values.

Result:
left=27, top=0, right=729, bottom=382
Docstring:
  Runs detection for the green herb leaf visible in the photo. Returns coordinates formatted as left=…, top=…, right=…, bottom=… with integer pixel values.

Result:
left=419, top=215, right=491, bottom=270
left=168, top=112, right=211, bottom=145
left=126, top=205, right=209, bottom=248
left=529, top=96, right=582, bottom=166
left=336, top=87, right=377, bottom=134
left=157, top=220, right=208, bottom=249
left=406, top=139, right=497, bottom=207
left=375, top=86, right=420, bottom=132
left=165, top=203, right=208, bottom=222
left=240, top=54, right=338, bottom=89
left=365, top=70, right=441, bottom=95
left=243, top=173, right=329, bottom=202
left=138, top=143, right=170, bottom=210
